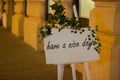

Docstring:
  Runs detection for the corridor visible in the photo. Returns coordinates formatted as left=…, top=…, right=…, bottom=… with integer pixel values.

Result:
left=0, top=27, right=82, bottom=80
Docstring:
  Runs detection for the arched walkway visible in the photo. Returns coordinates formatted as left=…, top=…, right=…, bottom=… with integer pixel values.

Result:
left=0, top=27, right=82, bottom=80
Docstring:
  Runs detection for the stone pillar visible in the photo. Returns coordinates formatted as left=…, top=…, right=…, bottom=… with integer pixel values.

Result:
left=2, top=0, right=13, bottom=29
left=0, top=0, right=3, bottom=26
left=52, top=0, right=73, bottom=18
left=82, top=1, right=120, bottom=80
left=2, top=0, right=8, bottom=28
left=0, top=0, right=3, bottom=18
left=12, top=0, right=25, bottom=37
left=24, top=0, right=46, bottom=50
left=0, top=0, right=2, bottom=11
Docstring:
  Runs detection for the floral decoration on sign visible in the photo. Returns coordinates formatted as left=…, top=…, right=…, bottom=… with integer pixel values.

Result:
left=39, top=1, right=101, bottom=53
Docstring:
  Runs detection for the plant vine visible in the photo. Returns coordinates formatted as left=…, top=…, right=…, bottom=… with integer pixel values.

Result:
left=39, top=1, right=101, bottom=53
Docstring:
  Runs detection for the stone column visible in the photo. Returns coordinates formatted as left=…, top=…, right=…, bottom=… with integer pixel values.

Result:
left=87, top=1, right=120, bottom=80
left=24, top=0, right=46, bottom=50
left=0, top=0, right=3, bottom=18
left=12, top=0, right=25, bottom=37
left=2, top=0, right=13, bottom=29
left=2, top=0, right=8, bottom=28
left=0, top=0, right=2, bottom=11
left=52, top=0, right=73, bottom=18
left=0, top=0, right=3, bottom=26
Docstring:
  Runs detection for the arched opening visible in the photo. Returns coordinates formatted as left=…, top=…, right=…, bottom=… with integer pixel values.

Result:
left=79, top=0, right=95, bottom=18
left=79, top=0, right=95, bottom=27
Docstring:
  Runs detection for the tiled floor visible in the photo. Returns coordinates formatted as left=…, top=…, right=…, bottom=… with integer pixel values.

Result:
left=0, top=27, right=82, bottom=80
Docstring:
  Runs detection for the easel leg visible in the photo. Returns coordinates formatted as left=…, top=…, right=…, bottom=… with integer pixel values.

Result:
left=71, top=64, right=77, bottom=80
left=84, top=63, right=91, bottom=80
left=58, top=64, right=64, bottom=80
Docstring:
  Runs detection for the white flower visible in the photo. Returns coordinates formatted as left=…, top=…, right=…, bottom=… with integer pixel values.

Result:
left=42, top=28, right=48, bottom=32
left=68, top=26, right=71, bottom=29
left=58, top=25, right=61, bottom=29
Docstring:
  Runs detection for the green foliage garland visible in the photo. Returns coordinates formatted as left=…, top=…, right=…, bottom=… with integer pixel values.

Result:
left=39, top=1, right=101, bottom=53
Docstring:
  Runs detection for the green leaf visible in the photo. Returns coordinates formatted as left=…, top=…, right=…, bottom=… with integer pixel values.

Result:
left=95, top=25, right=98, bottom=31
left=74, top=31, right=77, bottom=33
left=80, top=32, right=82, bottom=34
left=82, top=29, right=85, bottom=32
left=71, top=30, right=73, bottom=33
left=88, top=35, right=90, bottom=37
left=88, top=38, right=91, bottom=41
left=92, top=34, right=95, bottom=37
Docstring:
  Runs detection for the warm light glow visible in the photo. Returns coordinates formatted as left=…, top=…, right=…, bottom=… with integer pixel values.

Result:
left=80, top=0, right=95, bottom=18
left=48, top=0, right=54, bottom=13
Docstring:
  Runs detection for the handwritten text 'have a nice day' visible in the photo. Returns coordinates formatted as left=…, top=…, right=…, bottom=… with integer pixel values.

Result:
left=46, top=38, right=92, bottom=50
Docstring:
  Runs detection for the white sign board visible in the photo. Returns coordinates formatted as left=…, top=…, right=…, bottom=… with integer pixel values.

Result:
left=44, top=28, right=100, bottom=64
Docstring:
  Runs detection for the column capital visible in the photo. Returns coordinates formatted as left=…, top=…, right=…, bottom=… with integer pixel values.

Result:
left=93, top=0, right=120, bottom=7
left=90, top=0, right=120, bottom=35
left=26, top=0, right=46, bottom=19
